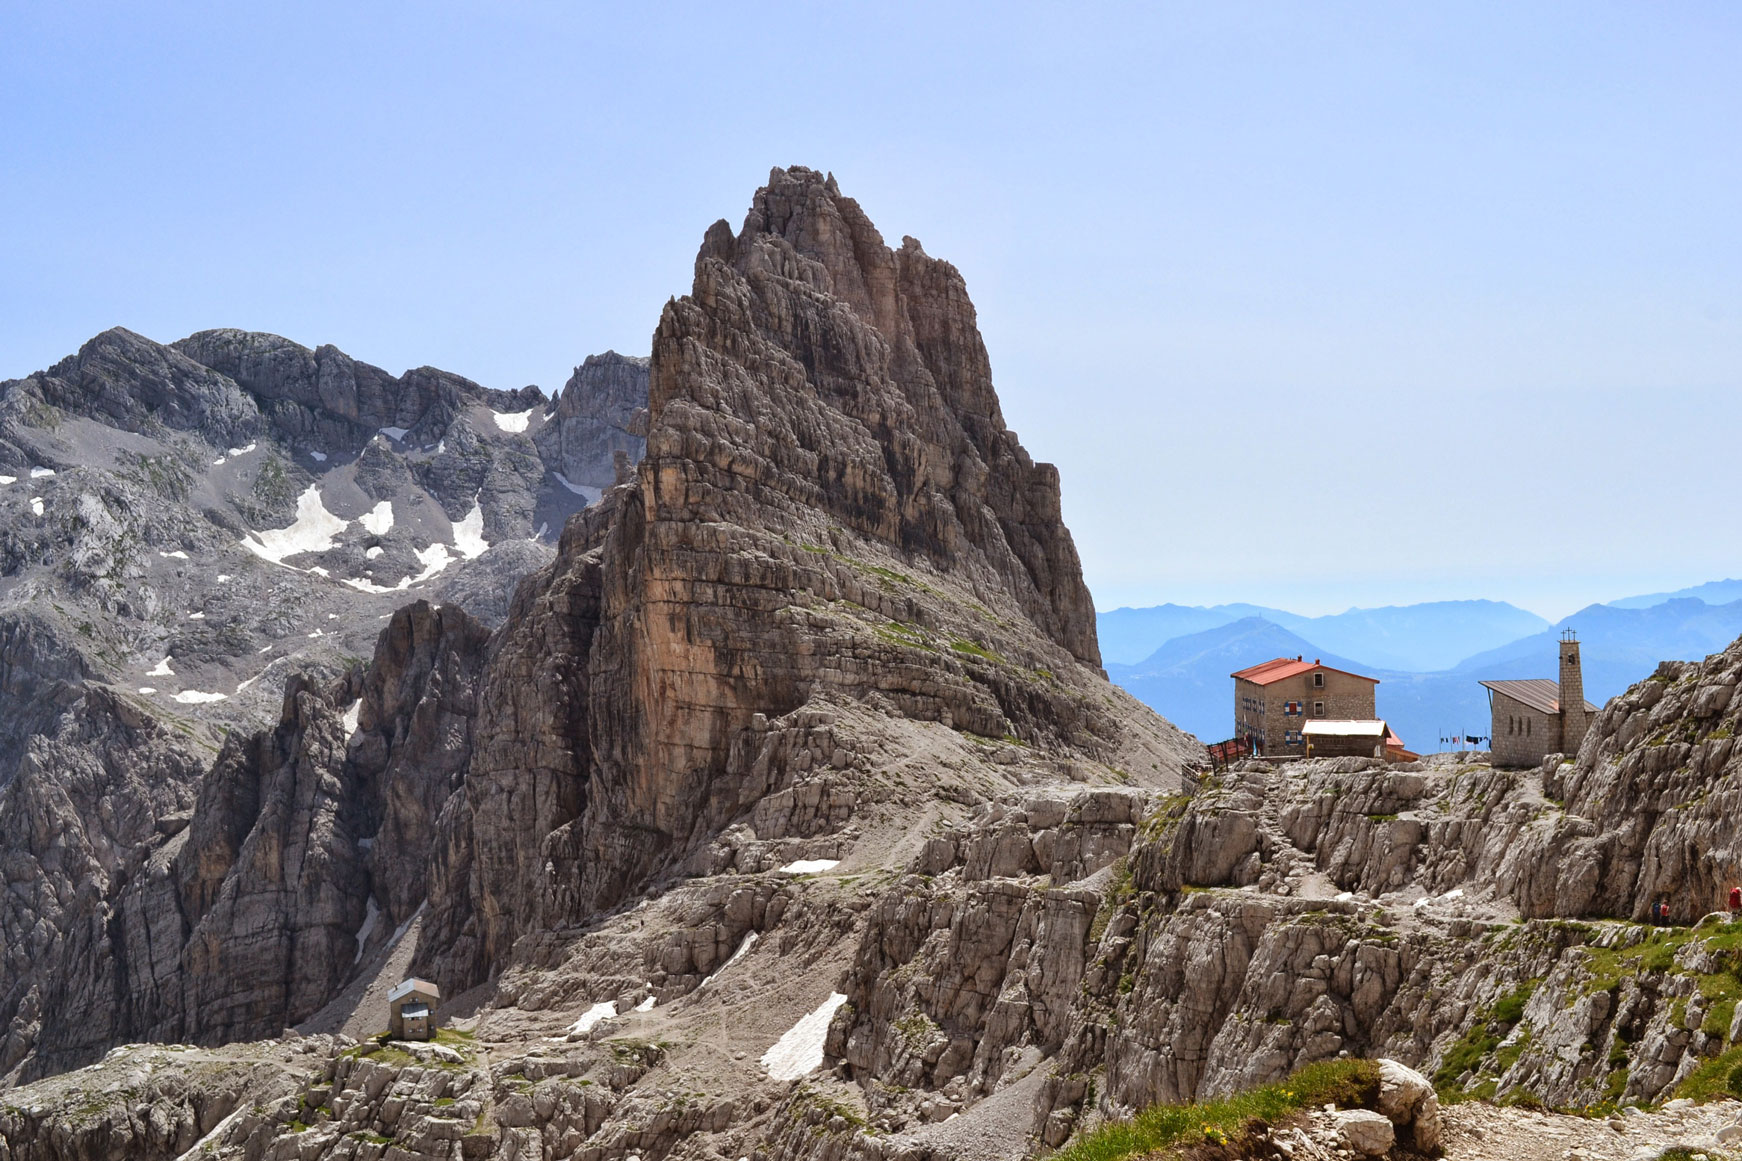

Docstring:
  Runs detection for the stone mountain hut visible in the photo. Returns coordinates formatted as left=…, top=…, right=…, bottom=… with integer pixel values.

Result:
left=1480, top=630, right=1598, bottom=767
left=1231, top=656, right=1382, bottom=756
left=388, top=977, right=440, bottom=1041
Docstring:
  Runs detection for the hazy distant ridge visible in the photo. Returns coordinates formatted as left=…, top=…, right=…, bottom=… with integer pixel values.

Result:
left=1098, top=599, right=1550, bottom=670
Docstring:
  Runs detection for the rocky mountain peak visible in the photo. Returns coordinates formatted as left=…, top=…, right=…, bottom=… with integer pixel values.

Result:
left=667, top=164, right=1099, bottom=665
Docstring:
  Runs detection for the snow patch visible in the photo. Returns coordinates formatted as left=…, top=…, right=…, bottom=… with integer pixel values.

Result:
left=227, top=442, right=257, bottom=457
left=366, top=546, right=383, bottom=560
left=0, top=476, right=15, bottom=485
left=29, top=498, right=43, bottom=516
left=341, top=699, right=362, bottom=738
left=241, top=485, right=349, bottom=565
left=308, top=450, right=327, bottom=462
left=761, top=993, right=848, bottom=1081
left=778, top=859, right=840, bottom=875
left=379, top=426, right=409, bottom=442
left=353, top=898, right=380, bottom=964
left=552, top=472, right=602, bottom=503
left=634, top=994, right=656, bottom=1012
left=217, top=574, right=231, bottom=583
left=568, top=1002, right=619, bottom=1036
left=212, top=457, right=225, bottom=466
left=359, top=500, right=394, bottom=536
left=159, top=550, right=189, bottom=560
left=173, top=690, right=228, bottom=704
left=493, top=409, right=534, bottom=433
left=30, top=467, right=54, bottom=479
left=700, top=932, right=758, bottom=989
left=187, top=611, right=205, bottom=620
left=138, top=687, right=156, bottom=695
left=147, top=658, right=175, bottom=677
left=451, top=500, right=488, bottom=559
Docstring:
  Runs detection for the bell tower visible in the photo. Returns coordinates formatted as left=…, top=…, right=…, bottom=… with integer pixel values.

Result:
left=1558, top=628, right=1589, bottom=755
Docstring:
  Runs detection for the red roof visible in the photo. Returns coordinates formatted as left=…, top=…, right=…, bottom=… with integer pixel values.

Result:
left=1230, top=657, right=1380, bottom=686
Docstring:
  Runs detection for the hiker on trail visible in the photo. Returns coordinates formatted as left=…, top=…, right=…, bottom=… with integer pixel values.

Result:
left=1730, top=885, right=1740, bottom=916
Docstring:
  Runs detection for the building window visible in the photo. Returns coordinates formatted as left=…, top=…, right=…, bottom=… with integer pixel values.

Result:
left=1284, top=701, right=1301, bottom=716
left=1313, top=701, right=1324, bottom=716
left=1313, top=672, right=1325, bottom=688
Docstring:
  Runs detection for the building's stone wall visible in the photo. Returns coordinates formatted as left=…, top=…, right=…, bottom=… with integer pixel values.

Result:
left=1490, top=691, right=1559, bottom=767
left=1234, top=667, right=1378, bottom=756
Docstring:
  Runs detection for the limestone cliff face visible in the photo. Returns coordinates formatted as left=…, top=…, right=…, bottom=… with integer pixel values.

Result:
left=535, top=351, right=650, bottom=491
left=418, top=167, right=1186, bottom=989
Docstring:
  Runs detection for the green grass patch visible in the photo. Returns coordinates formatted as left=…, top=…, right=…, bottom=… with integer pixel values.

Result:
left=1433, top=980, right=1540, bottom=1098
left=1050, top=1058, right=1380, bottom=1161
left=949, top=637, right=1006, bottom=664
left=1671, top=1043, right=1742, bottom=1102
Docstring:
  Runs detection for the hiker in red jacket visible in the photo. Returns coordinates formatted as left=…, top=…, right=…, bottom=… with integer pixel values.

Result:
left=1730, top=885, right=1741, bottom=916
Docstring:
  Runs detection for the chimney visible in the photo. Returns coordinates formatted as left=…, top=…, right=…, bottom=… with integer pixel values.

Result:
left=1558, top=629, right=1589, bottom=756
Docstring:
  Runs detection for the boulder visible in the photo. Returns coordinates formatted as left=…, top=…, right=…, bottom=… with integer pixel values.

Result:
left=1377, top=1057, right=1441, bottom=1151
left=1333, top=1108, right=1396, bottom=1157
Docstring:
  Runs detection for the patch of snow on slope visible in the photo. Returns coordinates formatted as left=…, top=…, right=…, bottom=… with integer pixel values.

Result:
left=342, top=699, right=362, bottom=738
left=699, top=932, right=759, bottom=989
left=159, top=550, right=189, bottom=560
left=379, top=427, right=409, bottom=442
left=359, top=500, right=394, bottom=536
left=366, top=546, right=383, bottom=560
left=212, top=457, right=225, bottom=466
left=241, top=485, right=349, bottom=565
left=353, top=898, right=380, bottom=964
left=309, top=450, right=327, bottom=462
left=778, top=859, right=840, bottom=875
left=344, top=541, right=455, bottom=594
left=148, top=658, right=174, bottom=677
left=138, top=687, right=156, bottom=695
left=493, top=409, right=534, bottom=433
left=552, top=472, right=603, bottom=503
left=568, top=1002, right=619, bottom=1036
left=634, top=995, right=656, bottom=1012
left=0, top=476, right=15, bottom=485
left=217, top=574, right=230, bottom=583
left=452, top=500, right=488, bottom=559
left=30, top=467, right=54, bottom=479
left=173, top=690, right=228, bottom=704
left=30, top=498, right=43, bottom=516
left=412, top=542, right=455, bottom=582
left=227, top=442, right=257, bottom=457
left=187, top=611, right=204, bottom=620
left=761, top=993, right=848, bottom=1081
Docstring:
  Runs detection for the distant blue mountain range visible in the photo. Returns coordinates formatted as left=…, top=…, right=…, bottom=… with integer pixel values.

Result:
left=1101, top=586, right=1742, bottom=753
left=1097, top=599, right=1550, bottom=670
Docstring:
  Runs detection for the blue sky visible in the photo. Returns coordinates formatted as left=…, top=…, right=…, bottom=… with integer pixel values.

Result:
left=4, top=3, right=1739, bottom=620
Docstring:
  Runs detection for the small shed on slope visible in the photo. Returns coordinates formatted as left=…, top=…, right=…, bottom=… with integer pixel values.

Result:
left=1303, top=719, right=1390, bottom=759
left=388, top=977, right=440, bottom=1041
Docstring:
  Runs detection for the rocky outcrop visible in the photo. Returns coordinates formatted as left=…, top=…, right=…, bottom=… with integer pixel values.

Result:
left=418, top=166, right=1195, bottom=993
left=22, top=327, right=262, bottom=449
left=174, top=327, right=542, bottom=456
left=0, top=680, right=205, bottom=1080
left=536, top=351, right=650, bottom=492
left=1503, top=648, right=1742, bottom=922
